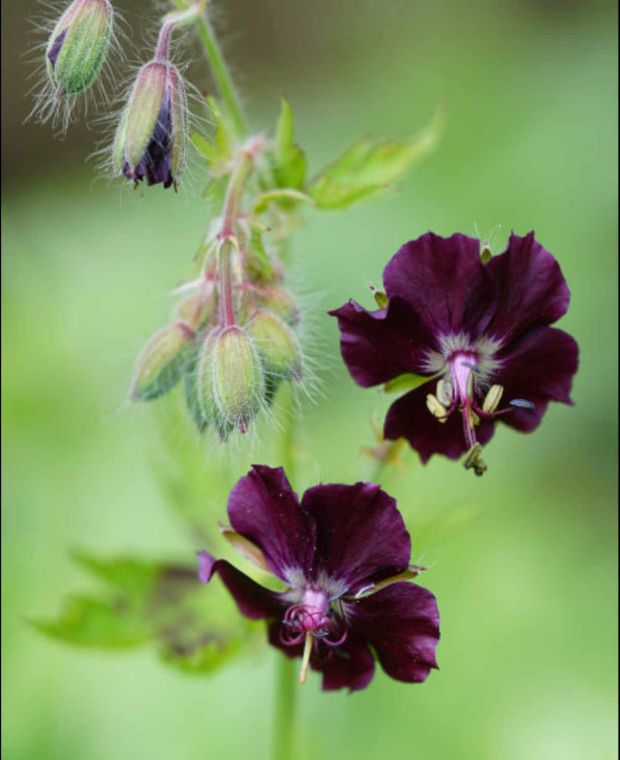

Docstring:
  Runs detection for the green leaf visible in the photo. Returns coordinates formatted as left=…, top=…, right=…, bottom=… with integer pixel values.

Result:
left=309, top=111, right=444, bottom=209
left=252, top=189, right=314, bottom=215
left=384, top=372, right=437, bottom=394
left=31, top=595, right=151, bottom=648
left=192, top=96, right=234, bottom=174
left=273, top=98, right=307, bottom=190
left=244, top=222, right=274, bottom=283
left=190, top=132, right=217, bottom=162
left=33, top=553, right=257, bottom=675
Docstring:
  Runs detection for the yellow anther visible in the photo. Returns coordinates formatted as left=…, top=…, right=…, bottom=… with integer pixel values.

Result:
left=436, top=379, right=453, bottom=407
left=464, top=443, right=487, bottom=476
left=426, top=394, right=447, bottom=423
left=482, top=384, right=504, bottom=414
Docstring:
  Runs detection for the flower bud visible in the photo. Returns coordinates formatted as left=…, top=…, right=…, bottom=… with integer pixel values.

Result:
left=197, top=326, right=265, bottom=436
left=247, top=309, right=302, bottom=381
left=256, top=286, right=300, bottom=326
left=174, top=291, right=214, bottom=330
left=46, top=0, right=113, bottom=97
left=113, top=60, right=188, bottom=189
left=131, top=322, right=194, bottom=401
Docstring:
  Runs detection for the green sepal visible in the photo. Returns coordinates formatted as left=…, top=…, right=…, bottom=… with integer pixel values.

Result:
left=384, top=372, right=437, bottom=394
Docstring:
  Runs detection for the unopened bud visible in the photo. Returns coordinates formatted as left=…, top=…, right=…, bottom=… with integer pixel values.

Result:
left=197, top=326, right=265, bottom=436
left=46, top=0, right=113, bottom=97
left=131, top=321, right=194, bottom=401
left=256, top=286, right=300, bottom=326
left=247, top=309, right=302, bottom=381
left=174, top=291, right=214, bottom=329
left=113, top=60, right=188, bottom=189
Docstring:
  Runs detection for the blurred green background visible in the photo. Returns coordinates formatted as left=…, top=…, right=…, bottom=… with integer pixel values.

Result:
left=2, top=0, right=618, bottom=758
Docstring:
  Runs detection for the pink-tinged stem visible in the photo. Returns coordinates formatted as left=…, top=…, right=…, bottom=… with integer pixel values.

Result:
left=217, top=153, right=254, bottom=327
left=218, top=239, right=237, bottom=327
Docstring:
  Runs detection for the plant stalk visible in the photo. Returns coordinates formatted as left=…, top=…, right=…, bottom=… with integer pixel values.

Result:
left=194, top=7, right=248, bottom=138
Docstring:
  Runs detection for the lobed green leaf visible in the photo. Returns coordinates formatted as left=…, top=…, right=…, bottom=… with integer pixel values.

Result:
left=308, top=111, right=444, bottom=209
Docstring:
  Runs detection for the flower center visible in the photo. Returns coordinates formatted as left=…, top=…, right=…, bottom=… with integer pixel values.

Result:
left=280, top=587, right=347, bottom=648
left=424, top=342, right=534, bottom=474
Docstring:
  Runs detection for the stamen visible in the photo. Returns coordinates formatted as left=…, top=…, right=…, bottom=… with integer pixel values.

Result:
left=464, top=442, right=487, bottom=476
left=482, top=384, right=504, bottom=413
left=426, top=394, right=448, bottom=422
left=299, top=632, right=313, bottom=684
left=436, top=379, right=453, bottom=407
left=510, top=399, right=535, bottom=409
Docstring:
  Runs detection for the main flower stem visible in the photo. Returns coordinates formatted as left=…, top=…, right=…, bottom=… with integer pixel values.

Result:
left=192, top=7, right=298, bottom=756
left=194, top=7, right=248, bottom=138
left=273, top=655, right=297, bottom=760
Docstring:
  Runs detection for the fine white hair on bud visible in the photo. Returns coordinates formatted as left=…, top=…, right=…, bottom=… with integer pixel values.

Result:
left=29, top=0, right=115, bottom=130
left=196, top=326, right=266, bottom=439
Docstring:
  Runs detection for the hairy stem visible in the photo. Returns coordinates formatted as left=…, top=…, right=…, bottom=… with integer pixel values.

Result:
left=217, top=153, right=253, bottom=326
left=194, top=8, right=248, bottom=138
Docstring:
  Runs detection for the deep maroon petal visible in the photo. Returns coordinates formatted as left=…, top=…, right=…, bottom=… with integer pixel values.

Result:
left=384, top=384, right=495, bottom=462
left=495, top=326, right=579, bottom=433
left=267, top=622, right=375, bottom=692
left=227, top=466, right=315, bottom=583
left=345, top=582, right=440, bottom=683
left=314, top=632, right=375, bottom=691
left=383, top=233, right=497, bottom=340
left=197, top=552, right=283, bottom=620
left=300, top=482, right=411, bottom=594
left=329, top=296, right=436, bottom=387
left=485, top=232, right=571, bottom=343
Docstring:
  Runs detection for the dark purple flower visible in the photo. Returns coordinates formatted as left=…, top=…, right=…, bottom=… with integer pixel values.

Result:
left=198, top=465, right=439, bottom=691
left=330, top=232, right=579, bottom=473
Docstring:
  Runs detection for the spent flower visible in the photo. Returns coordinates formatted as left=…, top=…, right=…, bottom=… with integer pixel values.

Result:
left=331, top=232, right=579, bottom=473
left=198, top=465, right=439, bottom=691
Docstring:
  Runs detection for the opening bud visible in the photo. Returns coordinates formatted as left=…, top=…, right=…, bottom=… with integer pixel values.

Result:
left=131, top=321, right=195, bottom=401
left=247, top=309, right=302, bottom=381
left=113, top=60, right=188, bottom=189
left=196, top=326, right=265, bottom=437
left=46, top=0, right=113, bottom=98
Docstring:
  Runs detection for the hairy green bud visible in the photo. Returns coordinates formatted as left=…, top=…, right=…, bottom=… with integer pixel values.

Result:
left=46, top=0, right=113, bottom=97
left=196, top=326, right=265, bottom=437
left=131, top=322, right=194, bottom=401
left=174, top=291, right=214, bottom=330
left=247, top=309, right=302, bottom=381
left=256, top=286, right=300, bottom=325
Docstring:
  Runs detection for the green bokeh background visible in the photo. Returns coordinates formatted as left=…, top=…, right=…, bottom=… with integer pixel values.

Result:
left=2, top=0, right=618, bottom=758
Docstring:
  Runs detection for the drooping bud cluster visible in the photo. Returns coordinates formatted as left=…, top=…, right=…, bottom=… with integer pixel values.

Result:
left=130, top=230, right=305, bottom=439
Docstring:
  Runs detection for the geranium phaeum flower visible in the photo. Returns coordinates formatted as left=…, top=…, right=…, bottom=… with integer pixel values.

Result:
left=198, top=465, right=439, bottom=691
left=330, top=232, right=579, bottom=474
